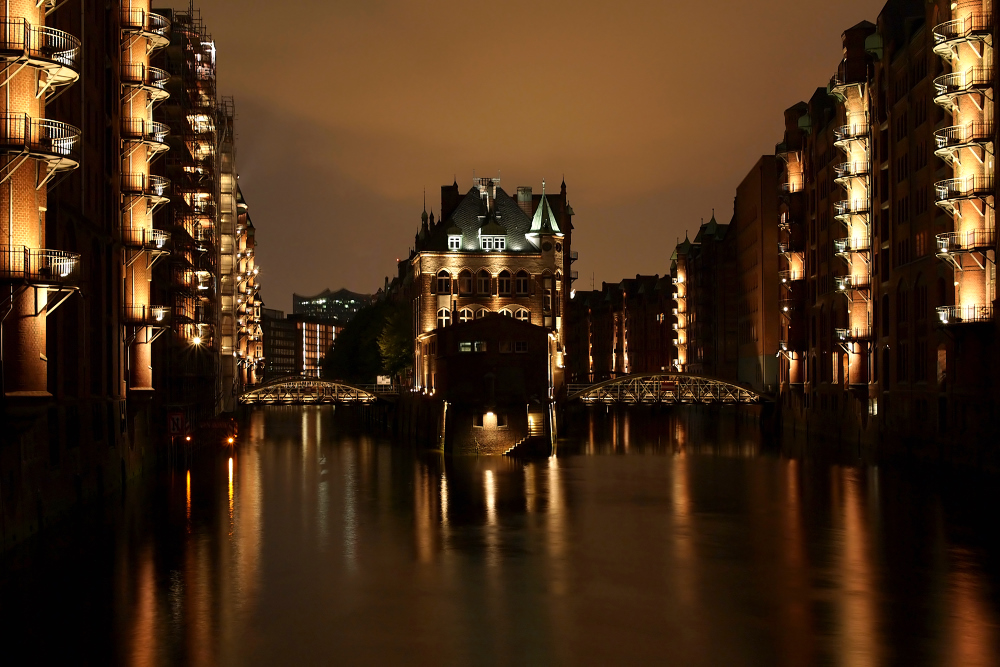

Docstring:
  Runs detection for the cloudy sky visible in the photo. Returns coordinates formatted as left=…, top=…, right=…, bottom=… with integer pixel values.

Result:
left=191, top=0, right=879, bottom=311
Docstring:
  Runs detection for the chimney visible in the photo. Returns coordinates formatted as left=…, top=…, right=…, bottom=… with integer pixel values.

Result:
left=517, top=186, right=532, bottom=215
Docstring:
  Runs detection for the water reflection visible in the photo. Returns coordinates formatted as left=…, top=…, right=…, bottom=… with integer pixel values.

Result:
left=3, top=406, right=1000, bottom=665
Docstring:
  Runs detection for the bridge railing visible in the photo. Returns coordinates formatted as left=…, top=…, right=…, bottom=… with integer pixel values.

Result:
left=240, top=377, right=398, bottom=404
left=568, top=373, right=761, bottom=405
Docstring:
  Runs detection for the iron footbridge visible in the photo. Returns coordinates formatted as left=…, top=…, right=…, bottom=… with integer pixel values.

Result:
left=239, top=375, right=397, bottom=405
left=567, top=373, right=764, bottom=405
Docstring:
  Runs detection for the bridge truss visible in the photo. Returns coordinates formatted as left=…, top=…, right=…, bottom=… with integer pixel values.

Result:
left=567, top=373, right=761, bottom=405
left=240, top=376, right=393, bottom=405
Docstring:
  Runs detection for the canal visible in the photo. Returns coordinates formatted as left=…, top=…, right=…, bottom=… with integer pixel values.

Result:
left=2, top=406, right=1000, bottom=665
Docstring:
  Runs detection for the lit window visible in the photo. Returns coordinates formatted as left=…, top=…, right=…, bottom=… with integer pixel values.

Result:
left=475, top=308, right=489, bottom=319
left=459, top=341, right=472, bottom=352
left=436, top=270, right=451, bottom=294
left=515, top=308, right=529, bottom=323
left=437, top=308, right=451, bottom=328
left=459, top=308, right=473, bottom=323
left=448, top=235, right=461, bottom=250
left=515, top=270, right=529, bottom=295
left=474, top=341, right=487, bottom=352
left=498, top=270, right=511, bottom=296
left=459, top=270, right=473, bottom=295
left=480, top=236, right=506, bottom=251
left=499, top=309, right=513, bottom=317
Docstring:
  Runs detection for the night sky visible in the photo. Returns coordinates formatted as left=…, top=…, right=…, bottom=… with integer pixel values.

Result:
left=197, top=0, right=878, bottom=312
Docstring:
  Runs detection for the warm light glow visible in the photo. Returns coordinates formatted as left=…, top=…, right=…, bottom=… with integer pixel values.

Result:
left=486, top=411, right=494, bottom=418
left=228, top=437, right=234, bottom=444
left=185, top=435, right=191, bottom=442
left=192, top=336, right=202, bottom=345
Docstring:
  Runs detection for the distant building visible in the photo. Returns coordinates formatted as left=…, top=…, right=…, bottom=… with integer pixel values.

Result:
left=288, top=314, right=343, bottom=378
left=262, top=310, right=296, bottom=380
left=292, top=288, right=372, bottom=323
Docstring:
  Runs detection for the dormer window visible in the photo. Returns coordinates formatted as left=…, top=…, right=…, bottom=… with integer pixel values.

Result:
left=448, top=235, right=461, bottom=250
left=481, top=236, right=506, bottom=251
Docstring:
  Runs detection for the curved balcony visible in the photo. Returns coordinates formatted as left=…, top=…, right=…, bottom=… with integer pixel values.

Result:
left=778, top=270, right=804, bottom=284
left=833, top=123, right=869, bottom=149
left=780, top=181, right=804, bottom=194
left=0, top=113, right=81, bottom=172
left=834, top=236, right=871, bottom=255
left=835, top=327, right=872, bottom=342
left=0, top=19, right=81, bottom=90
left=937, top=304, right=993, bottom=325
left=934, top=176, right=994, bottom=212
left=834, top=199, right=870, bottom=222
left=122, top=118, right=169, bottom=157
left=932, top=15, right=993, bottom=61
left=933, top=122, right=993, bottom=163
left=835, top=274, right=870, bottom=292
left=123, top=226, right=170, bottom=251
left=120, top=9, right=170, bottom=51
left=0, top=245, right=80, bottom=286
left=121, top=173, right=170, bottom=206
left=124, top=305, right=170, bottom=325
left=933, top=67, right=993, bottom=110
left=833, top=161, right=870, bottom=185
left=121, top=63, right=170, bottom=102
left=936, top=228, right=995, bottom=254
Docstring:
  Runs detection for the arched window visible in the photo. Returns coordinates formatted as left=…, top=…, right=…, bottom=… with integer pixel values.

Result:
left=477, top=269, right=491, bottom=295
left=459, top=269, right=473, bottom=295
left=458, top=308, right=473, bottom=323
left=515, top=308, right=529, bottom=323
left=437, top=308, right=451, bottom=328
left=515, top=270, right=529, bottom=295
left=436, top=270, right=451, bottom=294
left=498, top=270, right=511, bottom=296
left=475, top=308, right=489, bottom=319
left=499, top=309, right=513, bottom=317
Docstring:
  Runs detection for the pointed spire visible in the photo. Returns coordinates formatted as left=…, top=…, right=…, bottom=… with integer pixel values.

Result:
left=421, top=189, right=428, bottom=224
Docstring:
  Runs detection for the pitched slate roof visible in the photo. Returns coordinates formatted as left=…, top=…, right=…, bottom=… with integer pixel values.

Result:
left=422, top=186, right=539, bottom=252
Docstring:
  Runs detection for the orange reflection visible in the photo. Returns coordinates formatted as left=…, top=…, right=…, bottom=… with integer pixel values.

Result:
left=186, top=469, right=191, bottom=531
left=946, top=549, right=998, bottom=666
left=838, top=467, right=879, bottom=667
left=130, top=546, right=158, bottom=667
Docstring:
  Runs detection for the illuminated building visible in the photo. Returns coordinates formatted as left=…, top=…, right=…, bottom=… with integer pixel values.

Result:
left=402, top=175, right=575, bottom=452
left=288, top=314, right=342, bottom=378
left=236, top=187, right=263, bottom=387
left=293, top=288, right=372, bottom=323
left=262, top=309, right=296, bottom=380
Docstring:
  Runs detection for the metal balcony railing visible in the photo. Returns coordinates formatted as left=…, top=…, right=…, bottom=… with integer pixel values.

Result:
left=122, top=117, right=169, bottom=147
left=933, top=67, right=993, bottom=108
left=933, top=14, right=993, bottom=58
left=934, top=122, right=993, bottom=154
left=834, top=236, right=871, bottom=254
left=120, top=63, right=170, bottom=99
left=936, top=304, right=993, bottom=324
left=835, top=327, right=872, bottom=341
left=834, top=161, right=870, bottom=181
left=570, top=250, right=579, bottom=262
left=778, top=270, right=804, bottom=283
left=0, top=245, right=80, bottom=284
left=936, top=228, right=995, bottom=253
left=834, top=199, right=871, bottom=219
left=123, top=226, right=170, bottom=249
left=0, top=113, right=81, bottom=165
left=835, top=274, right=870, bottom=291
left=934, top=176, right=994, bottom=205
left=833, top=123, right=869, bottom=146
left=120, top=9, right=170, bottom=48
left=0, top=19, right=80, bottom=82
left=780, top=181, right=804, bottom=194
left=123, top=305, right=170, bottom=324
left=121, top=173, right=170, bottom=199
left=570, top=270, right=579, bottom=280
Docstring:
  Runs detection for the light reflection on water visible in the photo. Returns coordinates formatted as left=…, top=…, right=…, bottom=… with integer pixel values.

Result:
left=3, top=405, right=1000, bottom=666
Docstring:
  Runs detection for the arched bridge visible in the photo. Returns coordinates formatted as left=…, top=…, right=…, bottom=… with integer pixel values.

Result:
left=567, top=373, right=765, bottom=405
left=239, top=376, right=397, bottom=405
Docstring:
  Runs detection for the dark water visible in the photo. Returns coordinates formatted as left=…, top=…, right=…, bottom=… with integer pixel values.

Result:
left=3, top=406, right=1000, bottom=666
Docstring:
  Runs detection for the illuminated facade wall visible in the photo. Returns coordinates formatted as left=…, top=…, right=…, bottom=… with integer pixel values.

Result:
left=217, top=97, right=237, bottom=410
left=290, top=316, right=340, bottom=378
left=235, top=187, right=262, bottom=387
left=0, top=0, right=82, bottom=395
left=121, top=0, right=171, bottom=391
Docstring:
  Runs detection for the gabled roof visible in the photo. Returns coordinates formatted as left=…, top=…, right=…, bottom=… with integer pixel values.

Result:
left=421, top=186, right=537, bottom=252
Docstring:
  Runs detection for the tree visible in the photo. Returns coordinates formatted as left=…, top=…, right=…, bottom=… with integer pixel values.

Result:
left=378, top=302, right=413, bottom=380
